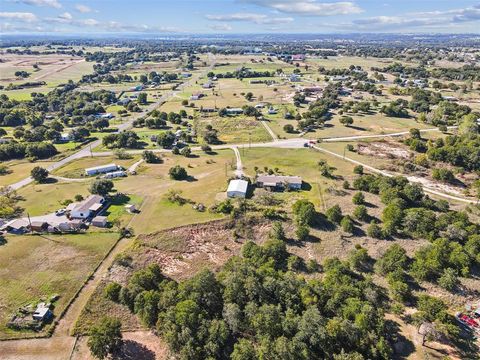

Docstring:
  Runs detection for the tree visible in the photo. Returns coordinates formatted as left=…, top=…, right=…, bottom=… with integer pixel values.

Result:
left=180, top=146, right=191, bottom=157
left=438, top=268, right=458, bottom=292
left=376, top=244, right=407, bottom=275
left=352, top=192, right=365, bottom=205
left=142, top=150, right=161, bottom=163
left=367, top=221, right=383, bottom=239
left=87, top=317, right=122, bottom=360
left=340, top=216, right=354, bottom=233
left=90, top=179, right=114, bottom=196
left=30, top=166, right=49, bottom=183
left=340, top=116, right=353, bottom=127
left=169, top=165, right=188, bottom=180
left=296, top=224, right=310, bottom=241
left=326, top=204, right=342, bottom=224
left=292, top=199, right=316, bottom=226
left=353, top=205, right=368, bottom=222
left=353, top=165, right=363, bottom=175
left=283, top=124, right=294, bottom=133
left=137, top=92, right=148, bottom=105
left=104, top=282, right=122, bottom=302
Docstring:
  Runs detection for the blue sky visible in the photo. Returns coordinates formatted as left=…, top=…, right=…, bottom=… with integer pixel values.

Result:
left=1, top=0, right=479, bottom=34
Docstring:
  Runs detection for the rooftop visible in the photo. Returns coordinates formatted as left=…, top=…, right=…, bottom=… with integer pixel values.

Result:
left=227, top=179, right=248, bottom=194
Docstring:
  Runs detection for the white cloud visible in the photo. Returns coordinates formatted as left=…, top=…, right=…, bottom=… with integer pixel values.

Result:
left=208, top=23, right=233, bottom=31
left=0, top=12, right=37, bottom=22
left=206, top=12, right=293, bottom=24
left=240, top=0, right=363, bottom=16
left=74, top=4, right=92, bottom=13
left=58, top=12, right=72, bottom=20
left=12, top=0, right=61, bottom=8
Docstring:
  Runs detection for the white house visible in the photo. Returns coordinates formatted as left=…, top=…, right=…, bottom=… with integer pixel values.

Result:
left=60, top=133, right=72, bottom=142
left=85, top=164, right=119, bottom=176
left=226, top=108, right=244, bottom=115
left=69, top=195, right=105, bottom=219
left=227, top=179, right=248, bottom=198
left=256, top=175, right=302, bottom=191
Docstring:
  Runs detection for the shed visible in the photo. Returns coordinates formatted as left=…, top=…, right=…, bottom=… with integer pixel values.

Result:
left=32, top=303, right=52, bottom=322
left=29, top=221, right=49, bottom=233
left=125, top=204, right=136, bottom=213
left=256, top=175, right=302, bottom=191
left=91, top=216, right=108, bottom=228
left=227, top=179, right=248, bottom=198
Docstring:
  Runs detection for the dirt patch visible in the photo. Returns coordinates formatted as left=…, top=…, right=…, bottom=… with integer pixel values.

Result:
left=407, top=175, right=464, bottom=196
left=357, top=141, right=411, bottom=160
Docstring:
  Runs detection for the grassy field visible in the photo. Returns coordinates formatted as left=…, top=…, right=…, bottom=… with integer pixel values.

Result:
left=114, top=150, right=236, bottom=234
left=0, top=231, right=118, bottom=339
left=198, top=116, right=272, bottom=144
left=0, top=160, right=55, bottom=187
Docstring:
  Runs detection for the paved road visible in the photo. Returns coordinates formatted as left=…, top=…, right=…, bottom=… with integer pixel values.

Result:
left=6, top=55, right=216, bottom=192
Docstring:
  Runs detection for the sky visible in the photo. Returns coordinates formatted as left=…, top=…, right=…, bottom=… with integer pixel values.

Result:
left=0, top=0, right=479, bottom=35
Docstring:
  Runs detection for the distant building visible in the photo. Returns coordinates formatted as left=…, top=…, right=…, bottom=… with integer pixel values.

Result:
left=291, top=54, right=306, bottom=61
left=256, top=175, right=302, bottom=191
left=289, top=74, right=301, bottom=82
left=267, top=107, right=278, bottom=115
left=202, top=81, right=213, bottom=89
left=68, top=195, right=105, bottom=219
left=226, top=108, right=244, bottom=115
left=227, top=179, right=248, bottom=198
left=125, top=204, right=136, bottom=213
left=102, top=170, right=127, bottom=179
left=85, top=164, right=119, bottom=176
left=190, top=93, right=204, bottom=100
left=59, top=133, right=72, bottom=142
left=200, top=107, right=216, bottom=113
left=182, top=73, right=192, bottom=78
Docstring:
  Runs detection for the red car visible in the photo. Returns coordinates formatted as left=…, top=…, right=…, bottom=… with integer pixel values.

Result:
left=458, top=313, right=479, bottom=328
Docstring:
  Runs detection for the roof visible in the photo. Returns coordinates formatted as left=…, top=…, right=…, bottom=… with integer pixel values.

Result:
left=71, top=195, right=104, bottom=214
left=85, top=163, right=118, bottom=173
left=2, top=219, right=29, bottom=230
left=92, top=216, right=107, bottom=222
left=30, top=221, right=47, bottom=227
left=227, top=179, right=248, bottom=194
left=256, top=175, right=302, bottom=185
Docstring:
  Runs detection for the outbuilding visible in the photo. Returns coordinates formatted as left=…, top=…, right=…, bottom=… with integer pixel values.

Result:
left=227, top=179, right=248, bottom=198
left=256, top=175, right=302, bottom=191
left=91, top=216, right=108, bottom=228
left=125, top=204, right=136, bottom=213
left=85, top=164, right=119, bottom=176
left=29, top=221, right=49, bottom=233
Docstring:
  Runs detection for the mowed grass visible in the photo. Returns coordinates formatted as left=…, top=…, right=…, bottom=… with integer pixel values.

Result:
left=0, top=160, right=55, bottom=187
left=17, top=181, right=90, bottom=216
left=114, top=150, right=236, bottom=234
left=0, top=232, right=118, bottom=339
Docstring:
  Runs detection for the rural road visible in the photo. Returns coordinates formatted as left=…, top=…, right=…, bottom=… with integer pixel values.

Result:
left=260, top=119, right=279, bottom=141
left=311, top=144, right=478, bottom=204
left=6, top=54, right=216, bottom=192
left=231, top=146, right=244, bottom=177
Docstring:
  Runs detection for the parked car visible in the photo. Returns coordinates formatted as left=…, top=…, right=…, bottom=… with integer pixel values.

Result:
left=55, top=209, right=66, bottom=216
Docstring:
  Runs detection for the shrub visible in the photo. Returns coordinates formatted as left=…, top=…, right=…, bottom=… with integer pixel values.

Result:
left=340, top=216, right=354, bottom=233
left=353, top=205, right=368, bottom=222
left=104, top=282, right=122, bottom=302
left=325, top=204, right=342, bottom=224
left=352, top=192, right=365, bottom=205
left=169, top=165, right=188, bottom=180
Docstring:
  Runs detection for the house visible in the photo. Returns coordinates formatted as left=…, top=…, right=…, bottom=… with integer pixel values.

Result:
left=442, top=96, right=458, bottom=102
left=226, top=108, right=244, bottom=116
left=85, top=164, right=119, bottom=176
left=291, top=54, right=306, bottom=61
left=117, top=98, right=131, bottom=105
left=255, top=103, right=267, bottom=109
left=227, top=179, right=248, bottom=198
left=103, top=170, right=127, bottom=179
left=267, top=107, right=278, bottom=115
left=303, top=86, right=323, bottom=93
left=331, top=75, right=350, bottom=81
left=130, top=85, right=144, bottom=91
left=200, top=107, right=217, bottom=113
left=256, top=175, right=302, bottom=191
left=182, top=73, right=192, bottom=78
left=190, top=93, right=204, bottom=100
left=91, top=216, right=108, bottom=228
left=69, top=195, right=105, bottom=219
left=202, top=81, right=213, bottom=89
left=1, top=219, right=29, bottom=234
left=289, top=74, right=301, bottom=82
left=29, top=221, right=48, bottom=233
left=59, top=133, right=72, bottom=142
left=95, top=113, right=113, bottom=119
left=125, top=204, right=136, bottom=213
left=57, top=220, right=84, bottom=232
left=32, top=303, right=52, bottom=322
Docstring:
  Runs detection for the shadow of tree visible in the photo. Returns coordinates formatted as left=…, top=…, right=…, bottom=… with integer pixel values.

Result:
left=113, top=340, right=156, bottom=360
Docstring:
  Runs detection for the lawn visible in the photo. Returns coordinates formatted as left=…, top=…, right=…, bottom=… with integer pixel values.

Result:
left=0, top=231, right=118, bottom=339
left=0, top=160, right=54, bottom=188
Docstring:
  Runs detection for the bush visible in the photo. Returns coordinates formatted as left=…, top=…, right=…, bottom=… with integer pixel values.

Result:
left=30, top=166, right=49, bottom=183
left=352, top=192, right=365, bottom=205
left=295, top=224, right=309, bottom=241
left=142, top=150, right=161, bottom=163
left=340, top=216, right=354, bottom=233
left=353, top=165, right=364, bottom=175
left=353, top=205, right=368, bottom=222
left=438, top=268, right=458, bottom=292
left=104, top=282, right=122, bottom=302
left=169, top=165, right=188, bottom=180
left=292, top=199, right=316, bottom=226
left=325, top=204, right=342, bottom=224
